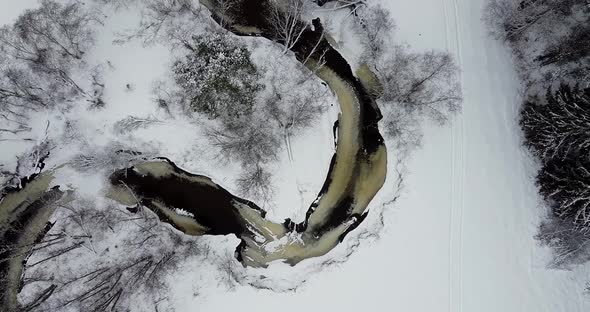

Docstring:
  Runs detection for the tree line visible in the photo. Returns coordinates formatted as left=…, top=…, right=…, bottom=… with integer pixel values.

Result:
left=485, top=0, right=590, bottom=265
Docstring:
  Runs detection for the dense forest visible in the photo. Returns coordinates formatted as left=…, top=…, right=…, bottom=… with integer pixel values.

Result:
left=485, top=0, right=590, bottom=265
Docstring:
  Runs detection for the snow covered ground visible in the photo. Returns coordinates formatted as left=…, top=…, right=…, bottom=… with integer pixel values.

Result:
left=2, top=0, right=590, bottom=311
left=188, top=0, right=590, bottom=311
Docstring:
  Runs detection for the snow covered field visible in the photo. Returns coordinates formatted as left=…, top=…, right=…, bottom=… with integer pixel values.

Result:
left=2, top=0, right=590, bottom=311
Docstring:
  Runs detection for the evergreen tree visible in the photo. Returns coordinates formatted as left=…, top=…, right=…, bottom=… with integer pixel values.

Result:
left=520, top=85, right=590, bottom=162
left=521, top=85, right=590, bottom=228
left=173, top=34, right=263, bottom=122
left=538, top=156, right=590, bottom=227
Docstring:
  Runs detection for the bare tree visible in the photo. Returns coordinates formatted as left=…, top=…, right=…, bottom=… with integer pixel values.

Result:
left=353, top=4, right=395, bottom=62
left=114, top=0, right=204, bottom=47
left=0, top=0, right=100, bottom=136
left=113, top=115, right=164, bottom=134
left=206, top=116, right=280, bottom=165
left=88, top=65, right=106, bottom=109
left=213, top=0, right=236, bottom=29
left=0, top=66, right=59, bottom=128
left=268, top=0, right=309, bottom=54
left=378, top=47, right=462, bottom=125
left=19, top=197, right=204, bottom=311
left=483, top=0, right=521, bottom=40
left=0, top=0, right=99, bottom=77
left=350, top=3, right=461, bottom=148
left=151, top=79, right=183, bottom=116
left=262, top=62, right=328, bottom=171
left=265, top=66, right=328, bottom=134
left=538, top=214, right=590, bottom=267
left=204, top=106, right=280, bottom=203
left=382, top=106, right=423, bottom=156
left=236, top=163, right=274, bottom=205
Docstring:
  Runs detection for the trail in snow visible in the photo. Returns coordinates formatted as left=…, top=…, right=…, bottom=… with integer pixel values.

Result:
left=443, top=0, right=589, bottom=310
left=443, top=0, right=465, bottom=310
left=438, top=0, right=464, bottom=310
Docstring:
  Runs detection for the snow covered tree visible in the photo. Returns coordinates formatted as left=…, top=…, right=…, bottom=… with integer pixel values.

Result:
left=538, top=157, right=590, bottom=227
left=268, top=0, right=309, bottom=53
left=0, top=0, right=97, bottom=82
left=263, top=61, right=328, bottom=139
left=0, top=0, right=99, bottom=136
left=521, top=85, right=590, bottom=162
left=206, top=114, right=280, bottom=204
left=114, top=0, right=205, bottom=46
left=206, top=115, right=280, bottom=165
left=378, top=47, right=462, bottom=125
left=18, top=197, right=205, bottom=311
left=353, top=4, right=395, bottom=62
left=537, top=214, right=590, bottom=267
left=535, top=22, right=590, bottom=83
left=522, top=85, right=590, bottom=242
left=173, top=34, right=263, bottom=122
left=483, top=0, right=589, bottom=88
left=483, top=0, right=582, bottom=41
left=236, top=163, right=274, bottom=204
left=537, top=24, right=590, bottom=67
left=351, top=3, right=461, bottom=146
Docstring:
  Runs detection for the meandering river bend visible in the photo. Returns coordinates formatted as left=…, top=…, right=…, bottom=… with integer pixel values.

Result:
left=0, top=5, right=388, bottom=309
left=108, top=0, right=387, bottom=267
